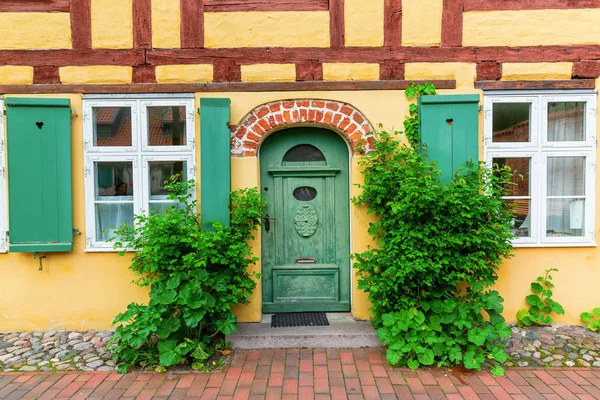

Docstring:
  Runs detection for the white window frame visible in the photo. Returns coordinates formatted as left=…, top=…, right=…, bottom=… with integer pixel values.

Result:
left=484, top=92, right=597, bottom=247
left=0, top=99, right=6, bottom=253
left=83, top=98, right=196, bottom=251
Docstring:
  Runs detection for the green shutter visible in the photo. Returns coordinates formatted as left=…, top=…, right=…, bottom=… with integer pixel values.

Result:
left=200, top=98, right=231, bottom=230
left=5, top=98, right=73, bottom=252
left=419, top=94, right=480, bottom=184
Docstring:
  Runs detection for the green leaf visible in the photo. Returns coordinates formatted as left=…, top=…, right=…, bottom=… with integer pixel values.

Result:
left=463, top=351, right=481, bottom=370
left=547, top=299, right=565, bottom=315
left=417, top=349, right=435, bottom=366
left=489, top=347, right=508, bottom=363
left=525, top=295, right=543, bottom=308
left=382, top=314, right=395, bottom=327
left=530, top=282, right=543, bottom=294
left=183, top=308, right=206, bottom=329
left=216, top=312, right=237, bottom=335
left=155, top=289, right=178, bottom=305
left=158, top=340, right=183, bottom=367
left=407, top=359, right=420, bottom=370
left=157, top=318, right=181, bottom=338
left=414, top=310, right=426, bottom=325
left=582, top=312, right=594, bottom=323
left=386, top=349, right=401, bottom=366
left=593, top=308, right=600, bottom=316
left=165, top=275, right=180, bottom=290
left=468, top=328, right=488, bottom=346
left=448, top=346, right=462, bottom=363
left=490, top=365, right=505, bottom=377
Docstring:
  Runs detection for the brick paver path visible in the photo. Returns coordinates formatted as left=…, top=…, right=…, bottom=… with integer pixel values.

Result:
left=1, top=349, right=600, bottom=399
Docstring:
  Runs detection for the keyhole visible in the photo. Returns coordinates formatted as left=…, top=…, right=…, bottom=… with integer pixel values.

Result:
left=446, top=118, right=453, bottom=126
left=36, top=122, right=44, bottom=129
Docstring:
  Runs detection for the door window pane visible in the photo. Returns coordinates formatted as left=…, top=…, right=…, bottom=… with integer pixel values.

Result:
left=147, top=106, right=187, bottom=146
left=547, top=157, right=585, bottom=196
left=93, top=107, right=132, bottom=147
left=293, top=186, right=318, bottom=201
left=283, top=144, right=326, bottom=163
left=492, top=103, right=531, bottom=143
left=94, top=162, right=134, bottom=241
left=547, top=199, right=585, bottom=237
left=493, top=157, right=530, bottom=196
left=548, top=102, right=585, bottom=142
left=505, top=199, right=531, bottom=238
left=148, top=161, right=187, bottom=212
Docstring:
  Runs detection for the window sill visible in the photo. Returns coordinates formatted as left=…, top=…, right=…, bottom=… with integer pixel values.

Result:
left=84, top=247, right=133, bottom=253
left=512, top=242, right=597, bottom=248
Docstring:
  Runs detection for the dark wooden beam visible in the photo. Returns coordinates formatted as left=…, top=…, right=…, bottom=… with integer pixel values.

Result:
left=0, top=0, right=69, bottom=12
left=181, top=0, right=204, bottom=48
left=475, top=80, right=596, bottom=90
left=329, top=0, right=345, bottom=48
left=465, top=0, right=599, bottom=10
left=133, top=0, right=152, bottom=49
left=70, top=0, right=92, bottom=49
left=384, top=0, right=402, bottom=47
left=0, top=80, right=456, bottom=94
left=0, top=50, right=144, bottom=66
left=442, top=0, right=463, bottom=46
left=203, top=0, right=329, bottom=12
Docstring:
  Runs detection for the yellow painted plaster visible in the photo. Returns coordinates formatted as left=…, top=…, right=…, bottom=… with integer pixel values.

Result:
left=345, top=0, right=384, bottom=47
left=155, top=65, right=213, bottom=84
left=152, top=0, right=181, bottom=48
left=91, top=0, right=133, bottom=49
left=323, top=63, right=380, bottom=81
left=0, top=13, right=71, bottom=50
left=241, top=64, right=296, bottom=83
left=204, top=12, right=330, bottom=48
left=502, top=63, right=573, bottom=81
left=402, top=0, right=443, bottom=46
left=0, top=67, right=34, bottom=85
left=464, top=9, right=600, bottom=47
left=59, top=66, right=133, bottom=84
left=405, top=63, right=477, bottom=89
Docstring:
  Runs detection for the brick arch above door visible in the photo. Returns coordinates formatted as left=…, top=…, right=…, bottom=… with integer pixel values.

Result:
left=230, top=100, right=376, bottom=157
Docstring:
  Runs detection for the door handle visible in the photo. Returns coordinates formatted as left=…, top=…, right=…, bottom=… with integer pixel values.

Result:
left=264, top=213, right=277, bottom=233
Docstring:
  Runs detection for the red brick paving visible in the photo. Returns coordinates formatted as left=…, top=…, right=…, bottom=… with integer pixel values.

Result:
left=1, top=349, right=600, bottom=399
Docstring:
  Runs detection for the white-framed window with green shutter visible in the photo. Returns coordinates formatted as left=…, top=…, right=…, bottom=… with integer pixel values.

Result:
left=83, top=96, right=196, bottom=251
left=484, top=92, right=597, bottom=247
left=0, top=99, right=6, bottom=253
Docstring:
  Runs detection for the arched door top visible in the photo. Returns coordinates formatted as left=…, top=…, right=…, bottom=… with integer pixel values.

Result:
left=230, top=99, right=376, bottom=157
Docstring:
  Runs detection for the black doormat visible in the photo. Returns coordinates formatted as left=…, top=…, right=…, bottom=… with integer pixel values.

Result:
left=271, top=312, right=329, bottom=328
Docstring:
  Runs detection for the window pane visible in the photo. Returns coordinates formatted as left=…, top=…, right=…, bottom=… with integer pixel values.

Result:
left=505, top=199, right=530, bottom=238
left=95, top=162, right=133, bottom=198
left=95, top=203, right=134, bottom=242
left=492, top=103, right=531, bottom=143
left=548, top=102, right=585, bottom=142
left=93, top=107, right=132, bottom=147
left=546, top=199, right=585, bottom=237
left=493, top=157, right=530, bottom=196
left=547, top=157, right=585, bottom=196
left=149, top=202, right=184, bottom=213
left=283, top=144, right=326, bottom=162
left=149, top=161, right=187, bottom=200
left=147, top=106, right=187, bottom=146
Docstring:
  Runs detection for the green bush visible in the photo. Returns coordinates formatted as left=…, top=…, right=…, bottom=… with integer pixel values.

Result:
left=352, top=84, right=516, bottom=376
left=517, top=268, right=564, bottom=326
left=107, top=178, right=266, bottom=373
left=581, top=308, right=600, bottom=332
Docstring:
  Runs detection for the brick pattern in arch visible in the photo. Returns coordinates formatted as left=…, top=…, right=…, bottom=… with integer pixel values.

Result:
left=230, top=100, right=376, bottom=157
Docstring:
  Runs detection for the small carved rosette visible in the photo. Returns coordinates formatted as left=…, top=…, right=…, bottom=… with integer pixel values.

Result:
left=295, top=204, right=318, bottom=237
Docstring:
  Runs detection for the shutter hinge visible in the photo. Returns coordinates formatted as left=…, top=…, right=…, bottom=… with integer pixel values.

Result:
left=71, top=109, right=78, bottom=117
left=197, top=108, right=201, bottom=115
left=0, top=166, right=5, bottom=178
left=190, top=136, right=195, bottom=149
left=84, top=166, right=91, bottom=177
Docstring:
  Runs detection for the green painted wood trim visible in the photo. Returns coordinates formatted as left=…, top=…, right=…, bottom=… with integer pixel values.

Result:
left=5, top=98, right=71, bottom=108
left=9, top=243, right=73, bottom=253
left=200, top=98, right=231, bottom=229
left=268, top=168, right=341, bottom=177
left=263, top=302, right=350, bottom=313
left=6, top=98, right=73, bottom=253
left=419, top=94, right=480, bottom=105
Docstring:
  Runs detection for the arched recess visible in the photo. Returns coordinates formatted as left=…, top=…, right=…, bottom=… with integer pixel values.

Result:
left=230, top=99, right=376, bottom=157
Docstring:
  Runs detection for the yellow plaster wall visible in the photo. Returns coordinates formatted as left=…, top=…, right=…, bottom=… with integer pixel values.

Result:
left=322, top=63, right=380, bottom=81
left=204, top=12, right=330, bottom=48
left=151, top=0, right=181, bottom=49
left=0, top=94, right=148, bottom=332
left=502, top=63, right=573, bottom=81
left=344, top=0, right=384, bottom=47
left=59, top=66, right=133, bottom=84
left=0, top=67, right=34, bottom=85
left=402, top=0, right=443, bottom=46
left=0, top=13, right=71, bottom=50
left=463, top=9, right=600, bottom=47
left=155, top=65, right=213, bottom=83
left=405, top=63, right=477, bottom=89
left=91, top=0, right=133, bottom=49
left=241, top=64, right=296, bottom=83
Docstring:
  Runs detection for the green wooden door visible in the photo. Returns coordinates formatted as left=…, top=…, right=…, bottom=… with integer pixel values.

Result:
left=261, top=128, right=350, bottom=313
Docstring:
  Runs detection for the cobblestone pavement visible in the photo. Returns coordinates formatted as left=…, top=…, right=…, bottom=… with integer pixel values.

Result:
left=1, top=349, right=600, bottom=399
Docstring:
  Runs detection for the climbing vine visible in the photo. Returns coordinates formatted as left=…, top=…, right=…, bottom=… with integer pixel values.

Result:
left=353, top=83, right=516, bottom=376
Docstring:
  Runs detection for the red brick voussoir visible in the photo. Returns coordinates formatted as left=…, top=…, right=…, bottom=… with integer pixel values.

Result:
left=230, top=99, right=376, bottom=157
